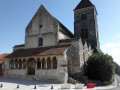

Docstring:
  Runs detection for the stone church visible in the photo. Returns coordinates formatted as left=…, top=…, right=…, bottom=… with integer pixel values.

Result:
left=4, top=0, right=101, bottom=83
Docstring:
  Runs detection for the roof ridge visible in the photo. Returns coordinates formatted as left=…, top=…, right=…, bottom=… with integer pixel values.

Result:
left=26, top=4, right=58, bottom=30
left=74, top=0, right=94, bottom=10
left=53, top=17, right=74, bottom=37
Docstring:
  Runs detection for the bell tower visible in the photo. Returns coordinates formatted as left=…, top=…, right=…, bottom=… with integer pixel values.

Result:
left=74, top=0, right=100, bottom=52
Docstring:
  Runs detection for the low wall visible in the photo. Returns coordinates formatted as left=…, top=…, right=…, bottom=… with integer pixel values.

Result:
left=3, top=68, right=68, bottom=83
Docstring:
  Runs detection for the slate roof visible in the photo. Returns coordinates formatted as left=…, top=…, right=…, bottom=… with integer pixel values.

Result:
left=0, top=53, right=9, bottom=63
left=6, top=45, right=70, bottom=58
left=14, top=44, right=25, bottom=48
left=74, top=0, right=94, bottom=10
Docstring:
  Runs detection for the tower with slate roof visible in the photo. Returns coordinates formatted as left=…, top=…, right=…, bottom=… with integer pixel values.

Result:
left=74, top=0, right=100, bottom=52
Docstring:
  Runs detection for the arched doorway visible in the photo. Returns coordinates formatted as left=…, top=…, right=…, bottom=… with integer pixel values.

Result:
left=52, top=57, right=57, bottom=69
left=23, top=59, right=26, bottom=69
left=27, top=58, right=36, bottom=75
left=47, top=57, right=51, bottom=69
left=15, top=59, right=18, bottom=69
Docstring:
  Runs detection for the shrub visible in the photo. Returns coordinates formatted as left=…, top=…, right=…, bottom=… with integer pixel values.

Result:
left=86, top=53, right=115, bottom=82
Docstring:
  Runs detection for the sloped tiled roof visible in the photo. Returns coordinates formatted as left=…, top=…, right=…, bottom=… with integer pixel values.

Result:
left=74, top=0, right=94, bottom=10
left=0, top=53, right=9, bottom=63
left=6, top=45, right=70, bottom=58
left=54, top=18, right=74, bottom=38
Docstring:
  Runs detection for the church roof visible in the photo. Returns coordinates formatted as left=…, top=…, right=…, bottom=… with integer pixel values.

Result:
left=40, top=5, right=74, bottom=38
left=26, top=5, right=74, bottom=38
left=0, top=53, right=9, bottom=63
left=14, top=44, right=24, bottom=48
left=74, top=0, right=94, bottom=10
left=55, top=18, right=74, bottom=38
left=6, top=45, right=70, bottom=58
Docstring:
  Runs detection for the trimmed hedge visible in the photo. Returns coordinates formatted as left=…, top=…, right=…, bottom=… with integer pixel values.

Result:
left=86, top=53, right=115, bottom=81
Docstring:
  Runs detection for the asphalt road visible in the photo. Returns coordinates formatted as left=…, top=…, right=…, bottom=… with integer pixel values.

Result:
left=112, top=86, right=120, bottom=90
left=104, top=74, right=120, bottom=90
left=115, top=74, right=120, bottom=86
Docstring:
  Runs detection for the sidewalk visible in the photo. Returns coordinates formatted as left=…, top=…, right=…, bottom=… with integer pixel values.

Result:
left=0, top=77, right=117, bottom=90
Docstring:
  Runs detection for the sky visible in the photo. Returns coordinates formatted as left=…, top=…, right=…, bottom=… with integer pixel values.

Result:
left=0, top=0, right=120, bottom=65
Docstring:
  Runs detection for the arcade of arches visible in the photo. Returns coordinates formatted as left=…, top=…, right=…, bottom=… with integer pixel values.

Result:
left=9, top=56, right=57, bottom=75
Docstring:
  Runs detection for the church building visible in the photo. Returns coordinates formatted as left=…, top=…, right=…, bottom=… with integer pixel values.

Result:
left=4, top=0, right=101, bottom=83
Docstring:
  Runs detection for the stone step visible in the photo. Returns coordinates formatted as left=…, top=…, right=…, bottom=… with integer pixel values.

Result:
left=68, top=77, right=80, bottom=84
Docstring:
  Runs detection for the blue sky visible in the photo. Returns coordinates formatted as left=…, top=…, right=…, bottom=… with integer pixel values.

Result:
left=0, top=0, right=120, bottom=65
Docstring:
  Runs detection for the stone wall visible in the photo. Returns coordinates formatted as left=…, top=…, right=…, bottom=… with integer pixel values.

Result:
left=4, top=55, right=68, bottom=83
left=66, top=39, right=93, bottom=79
left=58, top=31, right=70, bottom=40
left=25, top=5, right=59, bottom=49
left=66, top=39, right=82, bottom=76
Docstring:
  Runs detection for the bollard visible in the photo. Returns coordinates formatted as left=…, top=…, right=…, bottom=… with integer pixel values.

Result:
left=17, top=85, right=19, bottom=88
left=51, top=85, right=53, bottom=89
left=34, top=85, right=37, bottom=89
left=0, top=84, right=3, bottom=88
left=87, top=83, right=95, bottom=88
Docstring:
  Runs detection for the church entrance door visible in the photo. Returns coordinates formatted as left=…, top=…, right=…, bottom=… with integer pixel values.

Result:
left=27, top=58, right=36, bottom=75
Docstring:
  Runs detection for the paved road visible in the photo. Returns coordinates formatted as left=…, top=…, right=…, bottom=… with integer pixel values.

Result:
left=104, top=74, right=120, bottom=90
left=115, top=74, right=120, bottom=86
left=112, top=86, right=120, bottom=90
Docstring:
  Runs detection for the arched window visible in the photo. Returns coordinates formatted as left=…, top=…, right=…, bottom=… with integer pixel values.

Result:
left=82, top=29, right=84, bottom=39
left=85, top=28, right=88, bottom=38
left=81, top=13, right=87, bottom=20
left=19, top=59, right=22, bottom=69
left=23, top=59, right=26, bottom=69
left=11, top=59, right=14, bottom=69
left=47, top=57, right=51, bottom=69
left=52, top=57, right=57, bottom=69
left=82, top=28, right=88, bottom=39
left=39, top=38, right=43, bottom=46
left=15, top=59, right=18, bottom=69
left=41, top=58, right=46, bottom=69
left=37, top=58, right=41, bottom=69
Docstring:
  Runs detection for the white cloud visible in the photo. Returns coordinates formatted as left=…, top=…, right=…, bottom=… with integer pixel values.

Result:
left=101, top=43, right=120, bottom=48
left=101, top=43, right=120, bottom=65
